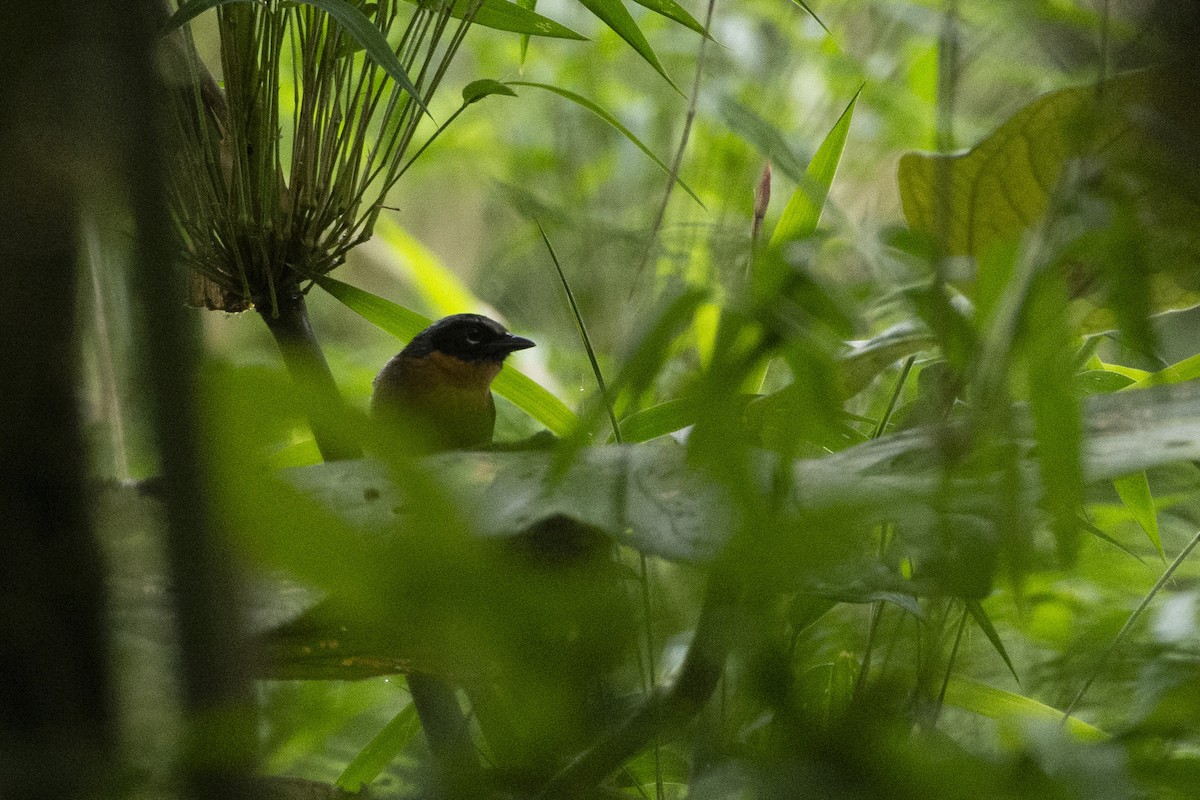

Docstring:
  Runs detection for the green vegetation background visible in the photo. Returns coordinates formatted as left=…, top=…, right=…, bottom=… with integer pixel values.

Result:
left=42, top=1, right=1200, bottom=799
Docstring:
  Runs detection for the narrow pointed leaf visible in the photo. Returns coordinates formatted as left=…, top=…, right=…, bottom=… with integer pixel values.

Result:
left=966, top=599, right=1020, bottom=684
left=508, top=81, right=704, bottom=207
left=1113, top=471, right=1163, bottom=559
left=628, top=0, right=707, bottom=35
left=414, top=0, right=587, bottom=39
left=517, top=0, right=536, bottom=63
left=294, top=0, right=432, bottom=118
left=336, top=703, right=421, bottom=791
left=618, top=398, right=700, bottom=442
left=1127, top=352, right=1200, bottom=390
left=785, top=0, right=831, bottom=35
left=769, top=88, right=860, bottom=247
left=574, top=0, right=677, bottom=88
left=373, top=217, right=479, bottom=315
left=315, top=276, right=578, bottom=435
left=462, top=78, right=519, bottom=105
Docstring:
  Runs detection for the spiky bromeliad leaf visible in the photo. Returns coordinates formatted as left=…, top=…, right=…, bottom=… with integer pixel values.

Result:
left=166, top=0, right=431, bottom=117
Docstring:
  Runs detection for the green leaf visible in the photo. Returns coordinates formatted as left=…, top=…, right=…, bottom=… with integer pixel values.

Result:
left=1127, top=352, right=1200, bottom=390
left=508, top=81, right=704, bottom=207
left=1027, top=269, right=1084, bottom=561
left=1113, top=471, right=1163, bottom=559
left=1074, top=369, right=1135, bottom=395
left=463, top=78, right=518, bottom=105
left=336, top=703, right=421, bottom=791
left=618, top=398, right=701, bottom=442
left=315, top=276, right=578, bottom=435
left=161, top=0, right=264, bottom=34
left=898, top=72, right=1149, bottom=257
left=837, top=324, right=935, bottom=399
left=372, top=217, right=480, bottom=316
left=421, top=0, right=587, bottom=39
left=517, top=0, right=536, bottom=63
left=287, top=382, right=1200, bottom=568
left=573, top=0, right=677, bottom=88
left=943, top=678, right=1107, bottom=741
left=627, top=0, right=707, bottom=36
left=769, top=87, right=860, bottom=248
left=965, top=600, right=1019, bottom=684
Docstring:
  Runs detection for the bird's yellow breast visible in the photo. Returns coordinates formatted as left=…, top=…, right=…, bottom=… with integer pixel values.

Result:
left=372, top=351, right=502, bottom=450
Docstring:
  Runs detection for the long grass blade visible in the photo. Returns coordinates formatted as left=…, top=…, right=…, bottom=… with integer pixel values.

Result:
left=537, top=222, right=620, bottom=442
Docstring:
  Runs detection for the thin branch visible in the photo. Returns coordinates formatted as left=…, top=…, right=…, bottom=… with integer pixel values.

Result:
left=631, top=0, right=718, bottom=290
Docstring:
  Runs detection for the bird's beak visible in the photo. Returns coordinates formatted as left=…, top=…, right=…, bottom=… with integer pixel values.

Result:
left=489, top=333, right=536, bottom=356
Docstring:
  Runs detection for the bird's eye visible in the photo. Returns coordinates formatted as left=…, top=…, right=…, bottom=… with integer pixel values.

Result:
left=464, top=326, right=484, bottom=345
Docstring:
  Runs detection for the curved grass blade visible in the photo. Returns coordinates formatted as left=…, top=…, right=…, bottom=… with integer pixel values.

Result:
left=373, top=217, right=482, bottom=317
left=628, top=0, right=707, bottom=36
left=785, top=0, right=831, bottom=35
left=574, top=0, right=677, bottom=89
left=618, top=398, right=698, bottom=442
left=966, top=599, right=1019, bottom=684
left=508, top=81, right=704, bottom=207
left=336, top=703, right=421, bottom=792
left=1128, top=352, right=1200, bottom=389
left=538, top=223, right=620, bottom=442
left=315, top=276, right=577, bottom=435
left=769, top=86, right=860, bottom=248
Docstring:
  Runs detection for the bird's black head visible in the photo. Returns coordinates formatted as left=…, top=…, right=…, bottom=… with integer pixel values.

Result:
left=402, top=313, right=535, bottom=363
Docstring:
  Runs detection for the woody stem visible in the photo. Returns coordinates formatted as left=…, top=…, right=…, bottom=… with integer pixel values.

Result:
left=259, top=291, right=362, bottom=462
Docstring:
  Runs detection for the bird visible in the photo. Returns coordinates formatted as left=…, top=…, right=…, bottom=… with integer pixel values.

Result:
left=369, top=314, right=631, bottom=785
left=371, top=313, right=535, bottom=452
left=266, top=314, right=632, bottom=789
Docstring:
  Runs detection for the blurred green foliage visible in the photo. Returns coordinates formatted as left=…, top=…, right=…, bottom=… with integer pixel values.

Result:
left=80, top=0, right=1200, bottom=798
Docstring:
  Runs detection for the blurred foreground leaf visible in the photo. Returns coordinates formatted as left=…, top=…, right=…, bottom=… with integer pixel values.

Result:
left=943, top=678, right=1107, bottom=741
left=288, top=382, right=1200, bottom=566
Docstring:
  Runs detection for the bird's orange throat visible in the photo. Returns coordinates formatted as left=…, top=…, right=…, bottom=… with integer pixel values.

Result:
left=422, top=351, right=503, bottom=393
